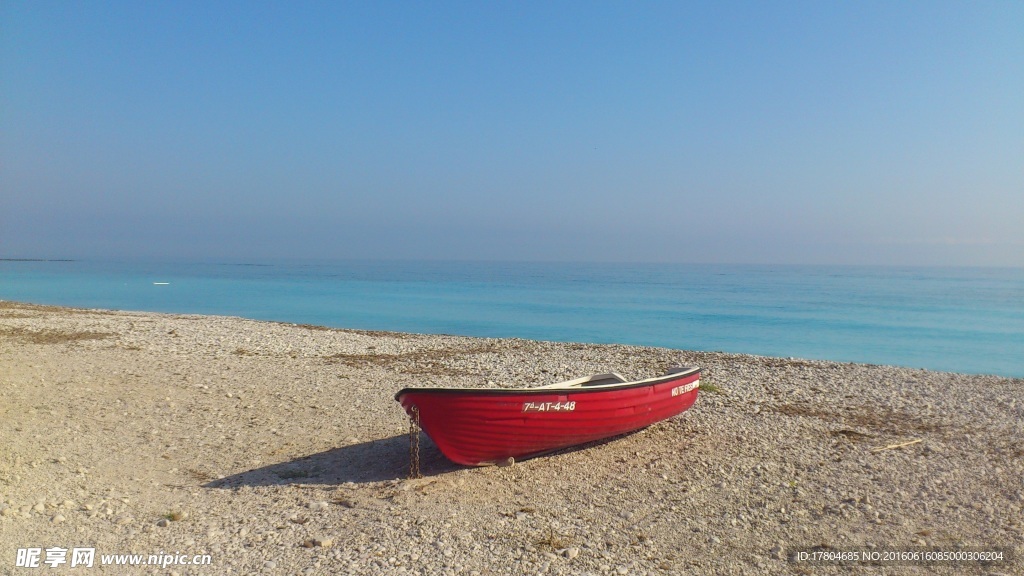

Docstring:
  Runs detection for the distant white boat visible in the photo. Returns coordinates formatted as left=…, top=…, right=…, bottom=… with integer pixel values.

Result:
left=153, top=282, right=170, bottom=285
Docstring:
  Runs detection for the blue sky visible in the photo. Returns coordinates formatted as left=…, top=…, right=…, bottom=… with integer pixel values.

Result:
left=2, top=1, right=1022, bottom=265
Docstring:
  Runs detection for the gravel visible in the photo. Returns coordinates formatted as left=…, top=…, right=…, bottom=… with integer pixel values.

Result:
left=0, top=300, right=1021, bottom=575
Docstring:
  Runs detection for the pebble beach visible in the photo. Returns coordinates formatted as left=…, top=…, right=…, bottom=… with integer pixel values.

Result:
left=1, top=300, right=1021, bottom=575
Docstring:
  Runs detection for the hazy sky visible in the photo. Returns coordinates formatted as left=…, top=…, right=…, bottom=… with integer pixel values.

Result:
left=2, top=1, right=1022, bottom=266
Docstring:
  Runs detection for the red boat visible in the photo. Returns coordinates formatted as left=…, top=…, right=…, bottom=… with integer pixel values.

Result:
left=395, top=366, right=700, bottom=466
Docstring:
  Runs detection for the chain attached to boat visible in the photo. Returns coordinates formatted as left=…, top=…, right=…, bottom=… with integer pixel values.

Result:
left=408, top=405, right=422, bottom=479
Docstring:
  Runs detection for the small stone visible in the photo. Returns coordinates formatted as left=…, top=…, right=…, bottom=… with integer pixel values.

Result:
left=32, top=503, right=45, bottom=513
left=616, top=567, right=629, bottom=575
left=308, top=501, right=329, bottom=512
left=157, top=518, right=170, bottom=527
left=313, top=537, right=333, bottom=548
left=51, top=514, right=65, bottom=523
left=333, top=497, right=356, bottom=508
left=770, top=544, right=785, bottom=560
left=562, top=547, right=580, bottom=559
left=0, top=507, right=12, bottom=517
left=264, top=561, right=277, bottom=569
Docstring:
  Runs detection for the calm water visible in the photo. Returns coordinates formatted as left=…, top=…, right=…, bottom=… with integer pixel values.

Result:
left=2, top=259, right=1022, bottom=377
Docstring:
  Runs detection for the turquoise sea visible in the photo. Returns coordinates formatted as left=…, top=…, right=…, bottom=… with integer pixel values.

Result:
left=1, top=259, right=1022, bottom=377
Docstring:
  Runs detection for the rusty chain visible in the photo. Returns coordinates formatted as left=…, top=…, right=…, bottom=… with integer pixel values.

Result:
left=408, top=405, right=422, bottom=479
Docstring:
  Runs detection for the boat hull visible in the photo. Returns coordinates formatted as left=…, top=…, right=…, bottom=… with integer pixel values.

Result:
left=395, top=367, right=700, bottom=466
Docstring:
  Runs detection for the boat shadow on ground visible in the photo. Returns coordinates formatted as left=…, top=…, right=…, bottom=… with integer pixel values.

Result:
left=203, top=433, right=460, bottom=489
left=204, top=428, right=653, bottom=489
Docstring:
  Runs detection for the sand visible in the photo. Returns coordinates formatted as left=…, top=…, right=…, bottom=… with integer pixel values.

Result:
left=1, top=300, right=1021, bottom=575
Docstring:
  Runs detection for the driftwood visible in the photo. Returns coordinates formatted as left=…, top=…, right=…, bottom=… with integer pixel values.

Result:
left=871, top=439, right=923, bottom=452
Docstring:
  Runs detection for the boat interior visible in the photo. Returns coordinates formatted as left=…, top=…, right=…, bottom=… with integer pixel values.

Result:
left=534, top=373, right=627, bottom=389
left=395, top=367, right=699, bottom=399
left=536, top=367, right=696, bottom=390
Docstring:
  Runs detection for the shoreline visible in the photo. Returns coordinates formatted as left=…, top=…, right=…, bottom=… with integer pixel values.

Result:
left=1, top=301, right=1021, bottom=574
left=2, top=298, right=1017, bottom=380
left=4, top=258, right=1022, bottom=379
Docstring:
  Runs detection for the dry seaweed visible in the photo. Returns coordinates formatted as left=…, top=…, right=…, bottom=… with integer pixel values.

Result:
left=0, top=326, right=112, bottom=344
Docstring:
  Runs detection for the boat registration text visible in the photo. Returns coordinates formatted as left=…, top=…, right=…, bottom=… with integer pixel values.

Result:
left=522, top=401, right=576, bottom=413
left=671, top=380, right=700, bottom=396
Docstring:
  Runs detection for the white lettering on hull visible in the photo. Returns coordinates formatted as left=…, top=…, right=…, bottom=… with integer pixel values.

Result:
left=671, top=380, right=700, bottom=397
left=522, top=401, right=576, bottom=413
